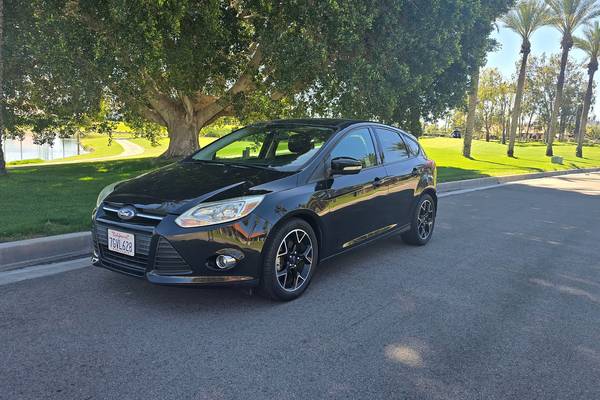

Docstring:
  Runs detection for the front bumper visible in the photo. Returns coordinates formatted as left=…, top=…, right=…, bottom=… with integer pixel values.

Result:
left=92, top=206, right=269, bottom=287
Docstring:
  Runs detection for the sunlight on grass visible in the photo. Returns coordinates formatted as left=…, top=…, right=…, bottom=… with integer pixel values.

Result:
left=420, top=138, right=600, bottom=181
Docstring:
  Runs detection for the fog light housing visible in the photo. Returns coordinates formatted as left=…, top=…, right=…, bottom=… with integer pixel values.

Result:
left=215, top=255, right=237, bottom=270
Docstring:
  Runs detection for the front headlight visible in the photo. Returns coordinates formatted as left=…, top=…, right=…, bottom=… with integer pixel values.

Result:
left=96, top=181, right=123, bottom=208
left=175, top=195, right=265, bottom=228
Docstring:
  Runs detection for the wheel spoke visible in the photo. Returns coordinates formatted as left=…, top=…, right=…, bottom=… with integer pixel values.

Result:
left=295, top=230, right=306, bottom=244
left=301, top=245, right=313, bottom=264
left=277, top=270, right=288, bottom=286
left=277, top=240, right=288, bottom=257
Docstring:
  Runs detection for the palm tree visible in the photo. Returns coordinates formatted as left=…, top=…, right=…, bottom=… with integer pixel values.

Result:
left=545, top=0, right=600, bottom=156
left=503, top=0, right=551, bottom=157
left=463, top=67, right=479, bottom=158
left=574, top=21, right=600, bottom=157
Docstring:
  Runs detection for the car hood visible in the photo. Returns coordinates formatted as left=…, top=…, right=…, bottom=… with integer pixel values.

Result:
left=105, top=161, right=295, bottom=214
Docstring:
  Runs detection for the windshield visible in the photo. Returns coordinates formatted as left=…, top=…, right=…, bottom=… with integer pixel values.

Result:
left=190, top=124, right=336, bottom=171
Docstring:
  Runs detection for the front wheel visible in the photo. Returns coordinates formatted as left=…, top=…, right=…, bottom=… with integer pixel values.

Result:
left=259, top=219, right=318, bottom=301
left=402, top=193, right=436, bottom=246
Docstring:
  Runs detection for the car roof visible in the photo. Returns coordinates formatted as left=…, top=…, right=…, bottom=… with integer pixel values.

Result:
left=257, top=118, right=370, bottom=130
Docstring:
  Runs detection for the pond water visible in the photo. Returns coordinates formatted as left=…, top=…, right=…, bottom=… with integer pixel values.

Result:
left=2, top=135, right=87, bottom=162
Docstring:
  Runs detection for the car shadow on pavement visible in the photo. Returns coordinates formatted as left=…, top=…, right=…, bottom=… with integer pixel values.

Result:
left=91, top=233, right=414, bottom=311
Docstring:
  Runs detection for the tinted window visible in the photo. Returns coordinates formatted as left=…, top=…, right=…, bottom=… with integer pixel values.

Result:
left=403, top=134, right=420, bottom=156
left=192, top=125, right=334, bottom=171
left=330, top=128, right=377, bottom=168
left=375, top=128, right=409, bottom=163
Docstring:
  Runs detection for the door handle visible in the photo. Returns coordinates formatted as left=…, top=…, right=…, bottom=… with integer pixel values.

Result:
left=373, top=177, right=383, bottom=187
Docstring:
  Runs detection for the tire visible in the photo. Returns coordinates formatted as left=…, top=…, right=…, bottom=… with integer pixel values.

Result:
left=259, top=218, right=319, bottom=301
left=401, top=193, right=436, bottom=246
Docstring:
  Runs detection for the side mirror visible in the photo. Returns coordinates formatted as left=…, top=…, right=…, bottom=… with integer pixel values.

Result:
left=331, top=157, right=362, bottom=175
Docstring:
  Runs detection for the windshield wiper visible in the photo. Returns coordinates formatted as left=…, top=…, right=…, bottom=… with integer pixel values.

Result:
left=186, top=159, right=226, bottom=166
left=223, top=162, right=274, bottom=171
left=187, top=158, right=274, bottom=170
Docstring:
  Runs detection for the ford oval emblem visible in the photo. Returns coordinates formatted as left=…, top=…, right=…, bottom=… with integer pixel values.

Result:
left=117, top=206, right=137, bottom=220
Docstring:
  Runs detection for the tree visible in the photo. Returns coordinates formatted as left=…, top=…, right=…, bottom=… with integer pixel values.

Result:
left=17, top=0, right=512, bottom=158
left=544, top=0, right=600, bottom=156
left=503, top=0, right=550, bottom=156
left=477, top=68, right=511, bottom=142
left=0, top=0, right=105, bottom=175
left=558, top=63, right=587, bottom=139
left=497, top=80, right=514, bottom=144
left=522, top=54, right=587, bottom=140
left=574, top=21, right=600, bottom=157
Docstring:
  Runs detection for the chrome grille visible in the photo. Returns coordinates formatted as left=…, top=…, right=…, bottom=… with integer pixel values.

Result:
left=153, top=238, right=192, bottom=275
left=101, top=203, right=164, bottom=226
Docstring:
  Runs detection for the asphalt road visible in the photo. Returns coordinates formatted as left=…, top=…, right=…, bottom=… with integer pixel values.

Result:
left=2, top=173, right=600, bottom=400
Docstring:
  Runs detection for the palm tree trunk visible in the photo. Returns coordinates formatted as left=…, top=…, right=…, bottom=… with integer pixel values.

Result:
left=576, top=60, right=598, bottom=158
left=558, top=110, right=566, bottom=141
left=463, top=67, right=479, bottom=158
left=573, top=104, right=582, bottom=143
left=508, top=43, right=530, bottom=157
left=546, top=37, right=572, bottom=156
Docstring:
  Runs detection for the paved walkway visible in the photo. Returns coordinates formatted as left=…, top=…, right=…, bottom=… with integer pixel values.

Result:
left=8, top=138, right=146, bottom=168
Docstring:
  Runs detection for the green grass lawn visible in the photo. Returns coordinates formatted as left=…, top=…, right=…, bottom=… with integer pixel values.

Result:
left=129, top=136, right=217, bottom=158
left=2, top=137, right=600, bottom=242
left=422, top=138, right=600, bottom=181
left=0, top=159, right=167, bottom=242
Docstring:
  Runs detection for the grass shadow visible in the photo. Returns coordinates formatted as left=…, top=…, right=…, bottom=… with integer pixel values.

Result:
left=437, top=167, right=492, bottom=183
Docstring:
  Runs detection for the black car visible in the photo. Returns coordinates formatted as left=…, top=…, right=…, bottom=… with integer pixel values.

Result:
left=92, top=119, right=437, bottom=300
left=451, top=129, right=461, bottom=138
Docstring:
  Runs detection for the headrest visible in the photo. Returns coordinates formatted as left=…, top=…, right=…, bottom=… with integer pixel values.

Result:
left=288, top=135, right=314, bottom=154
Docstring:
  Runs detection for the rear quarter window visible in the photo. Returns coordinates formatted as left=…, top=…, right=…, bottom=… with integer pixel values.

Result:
left=402, top=134, right=421, bottom=157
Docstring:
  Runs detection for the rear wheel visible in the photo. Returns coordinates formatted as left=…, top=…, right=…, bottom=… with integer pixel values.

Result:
left=259, top=219, right=318, bottom=301
left=402, top=193, right=436, bottom=246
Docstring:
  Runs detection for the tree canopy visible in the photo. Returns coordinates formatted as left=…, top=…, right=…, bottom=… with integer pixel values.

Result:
left=6, top=0, right=512, bottom=157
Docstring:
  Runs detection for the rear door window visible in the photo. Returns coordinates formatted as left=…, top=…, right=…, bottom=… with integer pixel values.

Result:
left=374, top=128, right=410, bottom=164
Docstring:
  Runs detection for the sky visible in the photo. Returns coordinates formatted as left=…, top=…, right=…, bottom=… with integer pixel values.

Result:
left=485, top=24, right=597, bottom=118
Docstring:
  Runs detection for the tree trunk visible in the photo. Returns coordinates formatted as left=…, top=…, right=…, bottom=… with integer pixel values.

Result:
left=547, top=36, right=572, bottom=156
left=162, top=120, right=200, bottom=159
left=508, top=43, right=529, bottom=157
left=463, top=67, right=479, bottom=158
left=0, top=0, right=5, bottom=176
left=573, top=104, right=582, bottom=144
left=558, top=111, right=566, bottom=142
left=577, top=61, right=597, bottom=158
left=525, top=112, right=534, bottom=139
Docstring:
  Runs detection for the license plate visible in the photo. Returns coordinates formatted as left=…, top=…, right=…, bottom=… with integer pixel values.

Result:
left=107, top=229, right=135, bottom=257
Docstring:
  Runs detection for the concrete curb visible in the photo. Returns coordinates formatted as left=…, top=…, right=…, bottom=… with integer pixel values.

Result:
left=1, top=166, right=599, bottom=271
left=0, top=232, right=91, bottom=272
left=437, top=167, right=600, bottom=193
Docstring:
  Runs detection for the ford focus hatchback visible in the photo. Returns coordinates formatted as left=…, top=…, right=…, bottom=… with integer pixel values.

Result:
left=92, top=119, right=437, bottom=300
